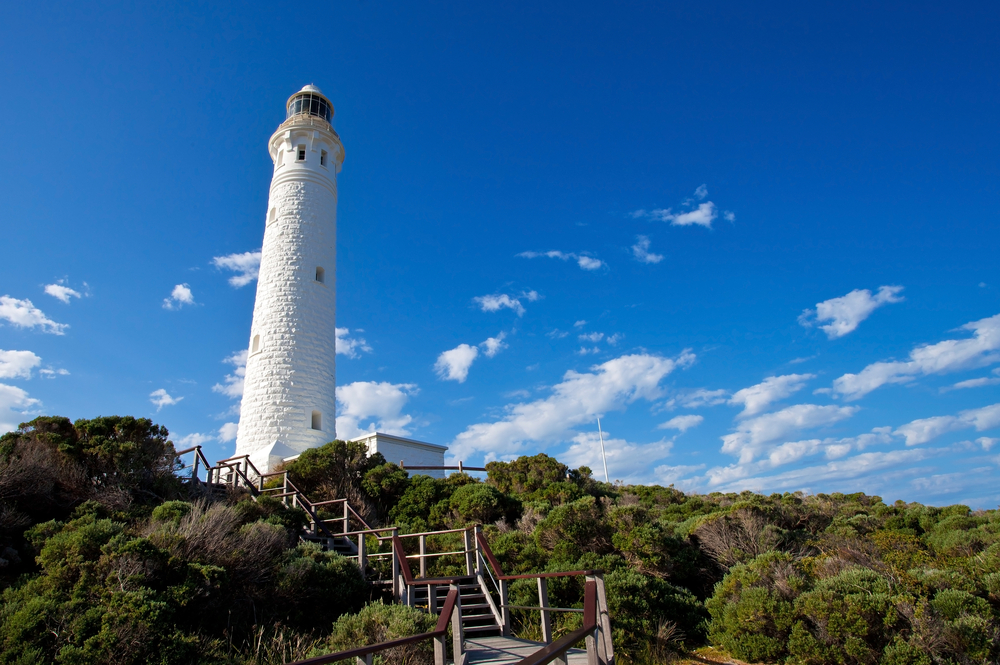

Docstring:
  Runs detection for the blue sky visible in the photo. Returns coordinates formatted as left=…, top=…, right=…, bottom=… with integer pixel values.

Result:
left=2, top=1, right=999, bottom=507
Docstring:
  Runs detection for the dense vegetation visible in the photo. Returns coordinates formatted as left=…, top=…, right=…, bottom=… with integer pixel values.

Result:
left=1, top=416, right=998, bottom=664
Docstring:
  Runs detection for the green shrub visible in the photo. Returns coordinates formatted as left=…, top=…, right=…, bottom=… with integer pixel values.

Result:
left=706, top=552, right=809, bottom=663
left=314, top=600, right=437, bottom=665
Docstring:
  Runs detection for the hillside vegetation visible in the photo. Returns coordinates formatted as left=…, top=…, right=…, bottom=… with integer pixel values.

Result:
left=1, top=416, right=997, bottom=665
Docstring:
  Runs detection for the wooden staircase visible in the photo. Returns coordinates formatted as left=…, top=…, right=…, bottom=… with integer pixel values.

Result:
left=173, top=446, right=613, bottom=665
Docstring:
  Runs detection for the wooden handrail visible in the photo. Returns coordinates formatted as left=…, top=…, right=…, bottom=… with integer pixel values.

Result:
left=392, top=535, right=469, bottom=586
left=475, top=531, right=599, bottom=581
left=286, top=587, right=460, bottom=665
left=515, top=581, right=597, bottom=665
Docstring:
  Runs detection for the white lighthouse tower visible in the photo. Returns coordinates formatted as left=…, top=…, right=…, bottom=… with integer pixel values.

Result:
left=235, top=85, right=345, bottom=473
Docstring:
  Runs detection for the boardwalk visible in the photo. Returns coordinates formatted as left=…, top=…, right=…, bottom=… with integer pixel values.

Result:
left=464, top=636, right=589, bottom=665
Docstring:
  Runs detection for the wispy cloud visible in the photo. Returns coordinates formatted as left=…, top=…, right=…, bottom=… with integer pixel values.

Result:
left=212, top=250, right=262, bottom=287
left=799, top=286, right=904, bottom=338
left=449, top=351, right=695, bottom=460
left=518, top=251, right=604, bottom=271
left=0, top=350, right=42, bottom=380
left=894, top=402, right=1000, bottom=446
left=481, top=332, right=507, bottom=358
left=659, top=414, right=704, bottom=432
left=0, top=296, right=68, bottom=334
left=44, top=280, right=85, bottom=304
left=336, top=328, right=373, bottom=358
left=631, top=235, right=663, bottom=264
left=150, top=388, right=183, bottom=411
left=833, top=313, right=1000, bottom=400
left=941, top=376, right=1000, bottom=392
left=212, top=350, right=247, bottom=400
left=721, top=403, right=859, bottom=464
left=630, top=185, right=735, bottom=229
left=729, top=374, right=815, bottom=417
left=336, top=381, right=418, bottom=439
left=162, top=284, right=195, bottom=310
left=474, top=290, right=539, bottom=317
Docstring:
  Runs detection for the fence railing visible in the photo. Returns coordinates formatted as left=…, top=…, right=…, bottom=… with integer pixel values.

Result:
left=286, top=585, right=465, bottom=665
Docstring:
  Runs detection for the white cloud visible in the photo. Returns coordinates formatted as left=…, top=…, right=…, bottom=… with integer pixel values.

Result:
left=668, top=388, right=729, bottom=409
left=833, top=313, right=1000, bottom=400
left=579, top=332, right=604, bottom=343
left=38, top=368, right=69, bottom=379
left=0, top=383, right=39, bottom=434
left=481, top=332, right=507, bottom=358
left=435, top=333, right=507, bottom=382
left=723, top=211, right=736, bottom=223
left=0, top=350, right=42, bottom=380
left=799, top=286, right=904, bottom=339
left=449, top=351, right=695, bottom=460
left=163, top=284, right=195, bottom=310
left=547, top=329, right=569, bottom=339
left=474, top=290, right=539, bottom=317
left=606, top=333, right=623, bottom=345
left=894, top=402, right=1000, bottom=446
left=728, top=374, right=815, bottom=417
left=0, top=296, right=68, bottom=334
left=577, top=346, right=601, bottom=355
left=336, top=381, right=417, bottom=439
left=942, top=377, right=1000, bottom=391
left=632, top=186, right=721, bottom=228
left=977, top=437, right=998, bottom=451
left=212, top=350, right=247, bottom=399
left=518, top=251, right=604, bottom=271
left=218, top=422, right=239, bottom=442
left=574, top=320, right=587, bottom=328
left=212, top=251, right=262, bottom=287
left=44, top=282, right=82, bottom=303
left=694, top=184, right=708, bottom=199
left=561, top=431, right=674, bottom=482
left=659, top=414, right=704, bottom=432
left=176, top=432, right=216, bottom=448
left=708, top=447, right=939, bottom=493
left=435, top=344, right=479, bottom=383
left=721, top=404, right=859, bottom=464
left=336, top=328, right=373, bottom=358
left=150, top=388, right=183, bottom=411
left=631, top=236, right=664, bottom=264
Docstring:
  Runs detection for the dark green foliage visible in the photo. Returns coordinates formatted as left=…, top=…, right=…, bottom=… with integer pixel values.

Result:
left=3, top=414, right=1000, bottom=665
left=706, top=552, right=811, bottom=663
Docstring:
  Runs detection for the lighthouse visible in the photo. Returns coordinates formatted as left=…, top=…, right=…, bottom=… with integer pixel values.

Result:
left=235, top=85, right=345, bottom=473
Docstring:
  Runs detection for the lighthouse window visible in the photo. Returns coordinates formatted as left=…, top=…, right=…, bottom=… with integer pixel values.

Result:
left=311, top=411, right=322, bottom=430
left=251, top=334, right=260, bottom=354
left=296, top=145, right=306, bottom=162
left=315, top=267, right=325, bottom=283
left=268, top=207, right=277, bottom=225
left=320, top=150, right=328, bottom=167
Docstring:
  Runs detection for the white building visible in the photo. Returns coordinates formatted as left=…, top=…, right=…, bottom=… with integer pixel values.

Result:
left=235, top=86, right=344, bottom=473
left=350, top=432, right=448, bottom=479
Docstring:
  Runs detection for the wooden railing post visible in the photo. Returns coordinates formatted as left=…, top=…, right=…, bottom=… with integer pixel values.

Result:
left=357, top=533, right=367, bottom=574
left=464, top=528, right=474, bottom=575
left=191, top=450, right=200, bottom=483
left=500, top=577, right=510, bottom=637
left=355, top=655, right=372, bottom=665
left=391, top=527, right=401, bottom=602
left=343, top=500, right=349, bottom=535
left=450, top=583, right=465, bottom=665
left=419, top=534, right=428, bottom=578
left=538, top=577, right=552, bottom=644
left=282, top=472, right=289, bottom=507
left=593, top=573, right=614, bottom=665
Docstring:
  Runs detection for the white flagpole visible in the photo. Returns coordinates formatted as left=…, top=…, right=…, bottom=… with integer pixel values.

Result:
left=597, top=417, right=610, bottom=483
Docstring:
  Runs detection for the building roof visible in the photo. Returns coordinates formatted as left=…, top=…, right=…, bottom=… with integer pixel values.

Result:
left=349, top=431, right=449, bottom=453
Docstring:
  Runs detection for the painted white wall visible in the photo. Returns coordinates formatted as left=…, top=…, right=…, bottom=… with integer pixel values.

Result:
left=350, top=433, right=448, bottom=479
left=236, top=87, right=345, bottom=473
